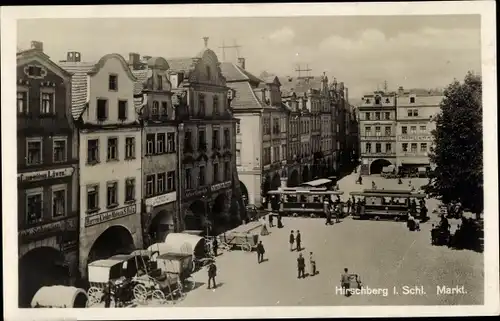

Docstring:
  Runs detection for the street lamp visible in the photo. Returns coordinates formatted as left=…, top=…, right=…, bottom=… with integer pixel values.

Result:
left=144, top=204, right=153, bottom=246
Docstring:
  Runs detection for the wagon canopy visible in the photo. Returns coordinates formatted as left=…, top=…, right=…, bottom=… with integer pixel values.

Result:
left=160, top=233, right=206, bottom=258
left=31, top=286, right=88, bottom=308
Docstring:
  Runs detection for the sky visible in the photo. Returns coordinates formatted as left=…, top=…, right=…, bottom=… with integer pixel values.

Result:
left=17, top=15, right=481, bottom=101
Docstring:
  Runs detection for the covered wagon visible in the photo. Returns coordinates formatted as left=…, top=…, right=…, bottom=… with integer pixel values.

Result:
left=31, top=285, right=88, bottom=308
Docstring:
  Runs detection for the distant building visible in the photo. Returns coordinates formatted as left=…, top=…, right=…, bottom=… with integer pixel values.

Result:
left=17, top=41, right=79, bottom=307
left=395, top=87, right=442, bottom=170
left=60, top=52, right=144, bottom=277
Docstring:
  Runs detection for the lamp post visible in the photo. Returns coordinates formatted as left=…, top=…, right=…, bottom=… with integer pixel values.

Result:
left=143, top=204, right=153, bottom=247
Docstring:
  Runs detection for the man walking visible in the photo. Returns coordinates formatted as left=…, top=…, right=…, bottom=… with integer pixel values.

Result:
left=341, top=268, right=351, bottom=296
left=296, top=230, right=302, bottom=251
left=268, top=213, right=274, bottom=227
left=309, top=252, right=316, bottom=276
left=256, top=241, right=265, bottom=263
left=289, top=230, right=295, bottom=251
left=207, top=260, right=217, bottom=289
left=324, top=198, right=332, bottom=225
left=346, top=198, right=352, bottom=216
left=212, top=237, right=218, bottom=257
left=297, top=253, right=306, bottom=279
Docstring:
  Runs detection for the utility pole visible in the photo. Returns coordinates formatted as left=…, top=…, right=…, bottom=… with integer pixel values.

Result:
left=218, top=40, right=242, bottom=62
left=295, top=64, right=313, bottom=80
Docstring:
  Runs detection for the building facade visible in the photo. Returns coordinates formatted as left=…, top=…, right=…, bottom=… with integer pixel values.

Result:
left=395, top=87, right=442, bottom=169
left=358, top=91, right=398, bottom=175
left=17, top=41, right=80, bottom=307
left=221, top=60, right=289, bottom=208
left=168, top=46, right=243, bottom=235
left=60, top=53, right=144, bottom=277
left=129, top=54, right=179, bottom=246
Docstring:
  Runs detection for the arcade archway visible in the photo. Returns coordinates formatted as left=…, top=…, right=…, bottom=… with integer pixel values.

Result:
left=19, top=247, right=69, bottom=307
left=149, top=210, right=174, bottom=243
left=302, top=165, right=310, bottom=183
left=370, top=159, right=392, bottom=175
left=288, top=170, right=299, bottom=187
left=270, top=173, right=281, bottom=191
left=211, top=194, right=227, bottom=235
left=239, top=181, right=249, bottom=206
left=87, top=225, right=135, bottom=264
left=184, top=200, right=206, bottom=231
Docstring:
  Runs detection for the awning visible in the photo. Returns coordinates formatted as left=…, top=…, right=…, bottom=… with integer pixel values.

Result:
left=149, top=233, right=206, bottom=258
left=31, top=286, right=88, bottom=308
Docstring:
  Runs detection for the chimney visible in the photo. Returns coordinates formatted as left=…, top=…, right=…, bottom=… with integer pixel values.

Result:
left=31, top=41, right=43, bottom=52
left=398, top=86, right=404, bottom=96
left=237, top=57, right=246, bottom=70
left=261, top=89, right=266, bottom=102
left=129, top=52, right=140, bottom=68
left=67, top=51, right=81, bottom=62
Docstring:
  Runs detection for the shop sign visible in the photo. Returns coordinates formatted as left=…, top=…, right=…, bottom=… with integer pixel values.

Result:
left=18, top=167, right=74, bottom=183
left=185, top=186, right=208, bottom=200
left=19, top=216, right=77, bottom=240
left=210, top=181, right=232, bottom=193
left=398, top=135, right=432, bottom=141
left=85, top=204, right=137, bottom=227
left=145, top=191, right=177, bottom=208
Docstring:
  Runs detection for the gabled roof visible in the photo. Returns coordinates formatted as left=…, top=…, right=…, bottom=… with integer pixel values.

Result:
left=167, top=57, right=196, bottom=73
left=220, top=62, right=262, bottom=84
left=227, top=81, right=263, bottom=110
left=17, top=49, right=73, bottom=80
left=280, top=76, right=323, bottom=95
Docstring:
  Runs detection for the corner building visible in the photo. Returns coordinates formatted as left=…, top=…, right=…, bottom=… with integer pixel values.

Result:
left=17, top=42, right=79, bottom=307
left=60, top=53, right=144, bottom=277
left=167, top=46, right=244, bottom=235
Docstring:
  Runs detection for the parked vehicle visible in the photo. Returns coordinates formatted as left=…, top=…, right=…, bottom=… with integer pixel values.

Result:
left=31, top=286, right=88, bottom=308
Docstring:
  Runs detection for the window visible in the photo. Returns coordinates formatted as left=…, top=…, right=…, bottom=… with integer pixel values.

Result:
left=336, top=124, right=340, bottom=133
left=407, top=109, right=413, bottom=117
left=375, top=143, right=381, bottom=153
left=157, top=75, right=163, bottom=90
left=27, top=139, right=42, bottom=165
left=420, top=125, right=427, bottom=132
left=365, top=126, right=371, bottom=136
left=157, top=172, right=166, bottom=194
left=125, top=178, right=135, bottom=202
left=236, top=123, right=240, bottom=134
left=385, top=112, right=390, bottom=120
left=212, top=129, right=219, bottom=149
left=146, top=134, right=155, bottom=155
left=107, top=182, right=118, bottom=207
left=413, top=109, right=419, bottom=117
left=109, top=75, right=118, bottom=91
left=167, top=171, right=176, bottom=191
left=146, top=175, right=155, bottom=197
left=198, top=130, right=206, bottom=151
left=206, top=66, right=211, bottom=79
left=199, top=94, right=205, bottom=116
left=184, top=131, right=192, bottom=152
left=402, top=143, right=408, bottom=152
left=224, top=128, right=230, bottom=148
left=199, top=166, right=206, bottom=186
left=365, top=112, right=371, bottom=120
left=282, top=145, right=287, bottom=160
left=118, top=100, right=127, bottom=120
left=152, top=101, right=159, bottom=117
left=402, top=126, right=408, bottom=134
left=386, top=143, right=392, bottom=153
left=410, top=126, right=417, bottom=134
left=125, top=137, right=135, bottom=159
left=107, top=138, right=118, bottom=161
left=26, top=190, right=43, bottom=224
left=167, top=133, right=176, bottom=152
left=41, top=92, right=54, bottom=114
left=375, top=126, right=381, bottom=136
left=375, top=96, right=381, bottom=104
left=27, top=66, right=43, bottom=77
left=365, top=143, right=371, bottom=153
left=375, top=112, right=381, bottom=120
left=213, top=163, right=219, bottom=182
left=86, top=185, right=99, bottom=213
left=236, top=149, right=241, bottom=165
left=213, top=95, right=219, bottom=114
left=411, top=143, right=418, bottom=153
left=53, top=138, right=67, bottom=163
left=161, top=102, right=168, bottom=117
left=52, top=187, right=66, bottom=218
left=224, top=161, right=231, bottom=181
left=185, top=168, right=192, bottom=189
left=17, top=91, right=28, bottom=114
left=410, top=97, right=415, bottom=103
left=385, top=126, right=391, bottom=136
left=157, top=133, right=165, bottom=154
left=87, top=139, right=99, bottom=164
left=421, top=143, right=427, bottom=152
left=97, top=99, right=108, bottom=120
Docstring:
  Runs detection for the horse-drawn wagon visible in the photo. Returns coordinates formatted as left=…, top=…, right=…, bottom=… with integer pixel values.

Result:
left=31, top=286, right=88, bottom=308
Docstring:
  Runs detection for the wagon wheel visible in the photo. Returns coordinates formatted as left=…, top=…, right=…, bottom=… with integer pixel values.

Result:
left=152, top=289, right=166, bottom=304
left=176, top=280, right=187, bottom=300
left=87, top=287, right=102, bottom=306
left=241, top=243, right=252, bottom=252
left=133, top=283, right=148, bottom=304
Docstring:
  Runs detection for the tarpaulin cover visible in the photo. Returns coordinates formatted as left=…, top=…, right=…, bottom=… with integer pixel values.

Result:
left=31, top=286, right=88, bottom=308
left=147, top=233, right=206, bottom=258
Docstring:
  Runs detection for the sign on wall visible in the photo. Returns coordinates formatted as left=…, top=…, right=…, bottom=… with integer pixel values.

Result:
left=145, top=191, right=177, bottom=208
left=18, top=167, right=74, bottom=183
left=85, top=204, right=137, bottom=227
left=211, top=181, right=232, bottom=193
left=19, top=216, right=78, bottom=241
left=398, top=135, right=432, bottom=141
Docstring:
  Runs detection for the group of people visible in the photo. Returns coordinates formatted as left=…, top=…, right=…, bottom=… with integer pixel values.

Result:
left=323, top=196, right=342, bottom=225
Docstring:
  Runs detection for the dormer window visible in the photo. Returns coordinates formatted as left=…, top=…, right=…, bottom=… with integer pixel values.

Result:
left=109, top=75, right=118, bottom=91
left=366, top=98, right=371, bottom=104
left=385, top=98, right=390, bottom=103
left=28, top=66, right=42, bottom=77
left=375, top=96, right=381, bottom=104
left=410, top=97, right=415, bottom=103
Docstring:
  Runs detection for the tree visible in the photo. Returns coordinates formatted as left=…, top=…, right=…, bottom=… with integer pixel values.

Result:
left=424, top=71, right=483, bottom=219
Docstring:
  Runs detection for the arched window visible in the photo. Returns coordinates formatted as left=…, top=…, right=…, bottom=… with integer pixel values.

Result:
left=206, top=66, right=211, bottom=79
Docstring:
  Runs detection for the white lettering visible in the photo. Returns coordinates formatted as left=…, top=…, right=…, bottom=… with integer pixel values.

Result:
left=85, top=205, right=137, bottom=227
left=18, top=167, right=74, bottom=183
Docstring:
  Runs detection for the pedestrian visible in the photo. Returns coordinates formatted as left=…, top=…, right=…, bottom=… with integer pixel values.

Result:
left=289, top=230, right=295, bottom=251
left=346, top=198, right=352, bottom=216
left=277, top=214, right=284, bottom=228
left=212, top=237, right=218, bottom=257
left=207, top=260, right=217, bottom=289
left=324, top=198, right=331, bottom=225
left=268, top=213, right=274, bottom=227
left=309, top=252, right=316, bottom=276
left=297, top=253, right=306, bottom=279
left=256, top=241, right=265, bottom=263
left=103, top=282, right=112, bottom=308
left=372, top=181, right=377, bottom=190
left=296, top=230, right=302, bottom=251
left=335, top=205, right=341, bottom=223
left=260, top=218, right=270, bottom=236
left=341, top=268, right=351, bottom=296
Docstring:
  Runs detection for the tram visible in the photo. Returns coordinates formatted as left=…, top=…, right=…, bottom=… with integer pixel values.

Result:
left=267, top=187, right=344, bottom=218
left=350, top=189, right=426, bottom=221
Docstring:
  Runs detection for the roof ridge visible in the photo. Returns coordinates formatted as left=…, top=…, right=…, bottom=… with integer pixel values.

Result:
left=234, top=63, right=250, bottom=81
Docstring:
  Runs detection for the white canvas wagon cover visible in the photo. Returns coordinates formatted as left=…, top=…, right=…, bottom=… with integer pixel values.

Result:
left=31, top=285, right=88, bottom=308
left=162, top=233, right=206, bottom=257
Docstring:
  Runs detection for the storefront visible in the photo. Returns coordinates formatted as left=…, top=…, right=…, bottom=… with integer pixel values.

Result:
left=143, top=191, right=177, bottom=246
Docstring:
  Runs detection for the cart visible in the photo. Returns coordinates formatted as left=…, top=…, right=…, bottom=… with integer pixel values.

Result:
left=31, top=286, right=88, bottom=308
left=217, top=231, right=258, bottom=252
